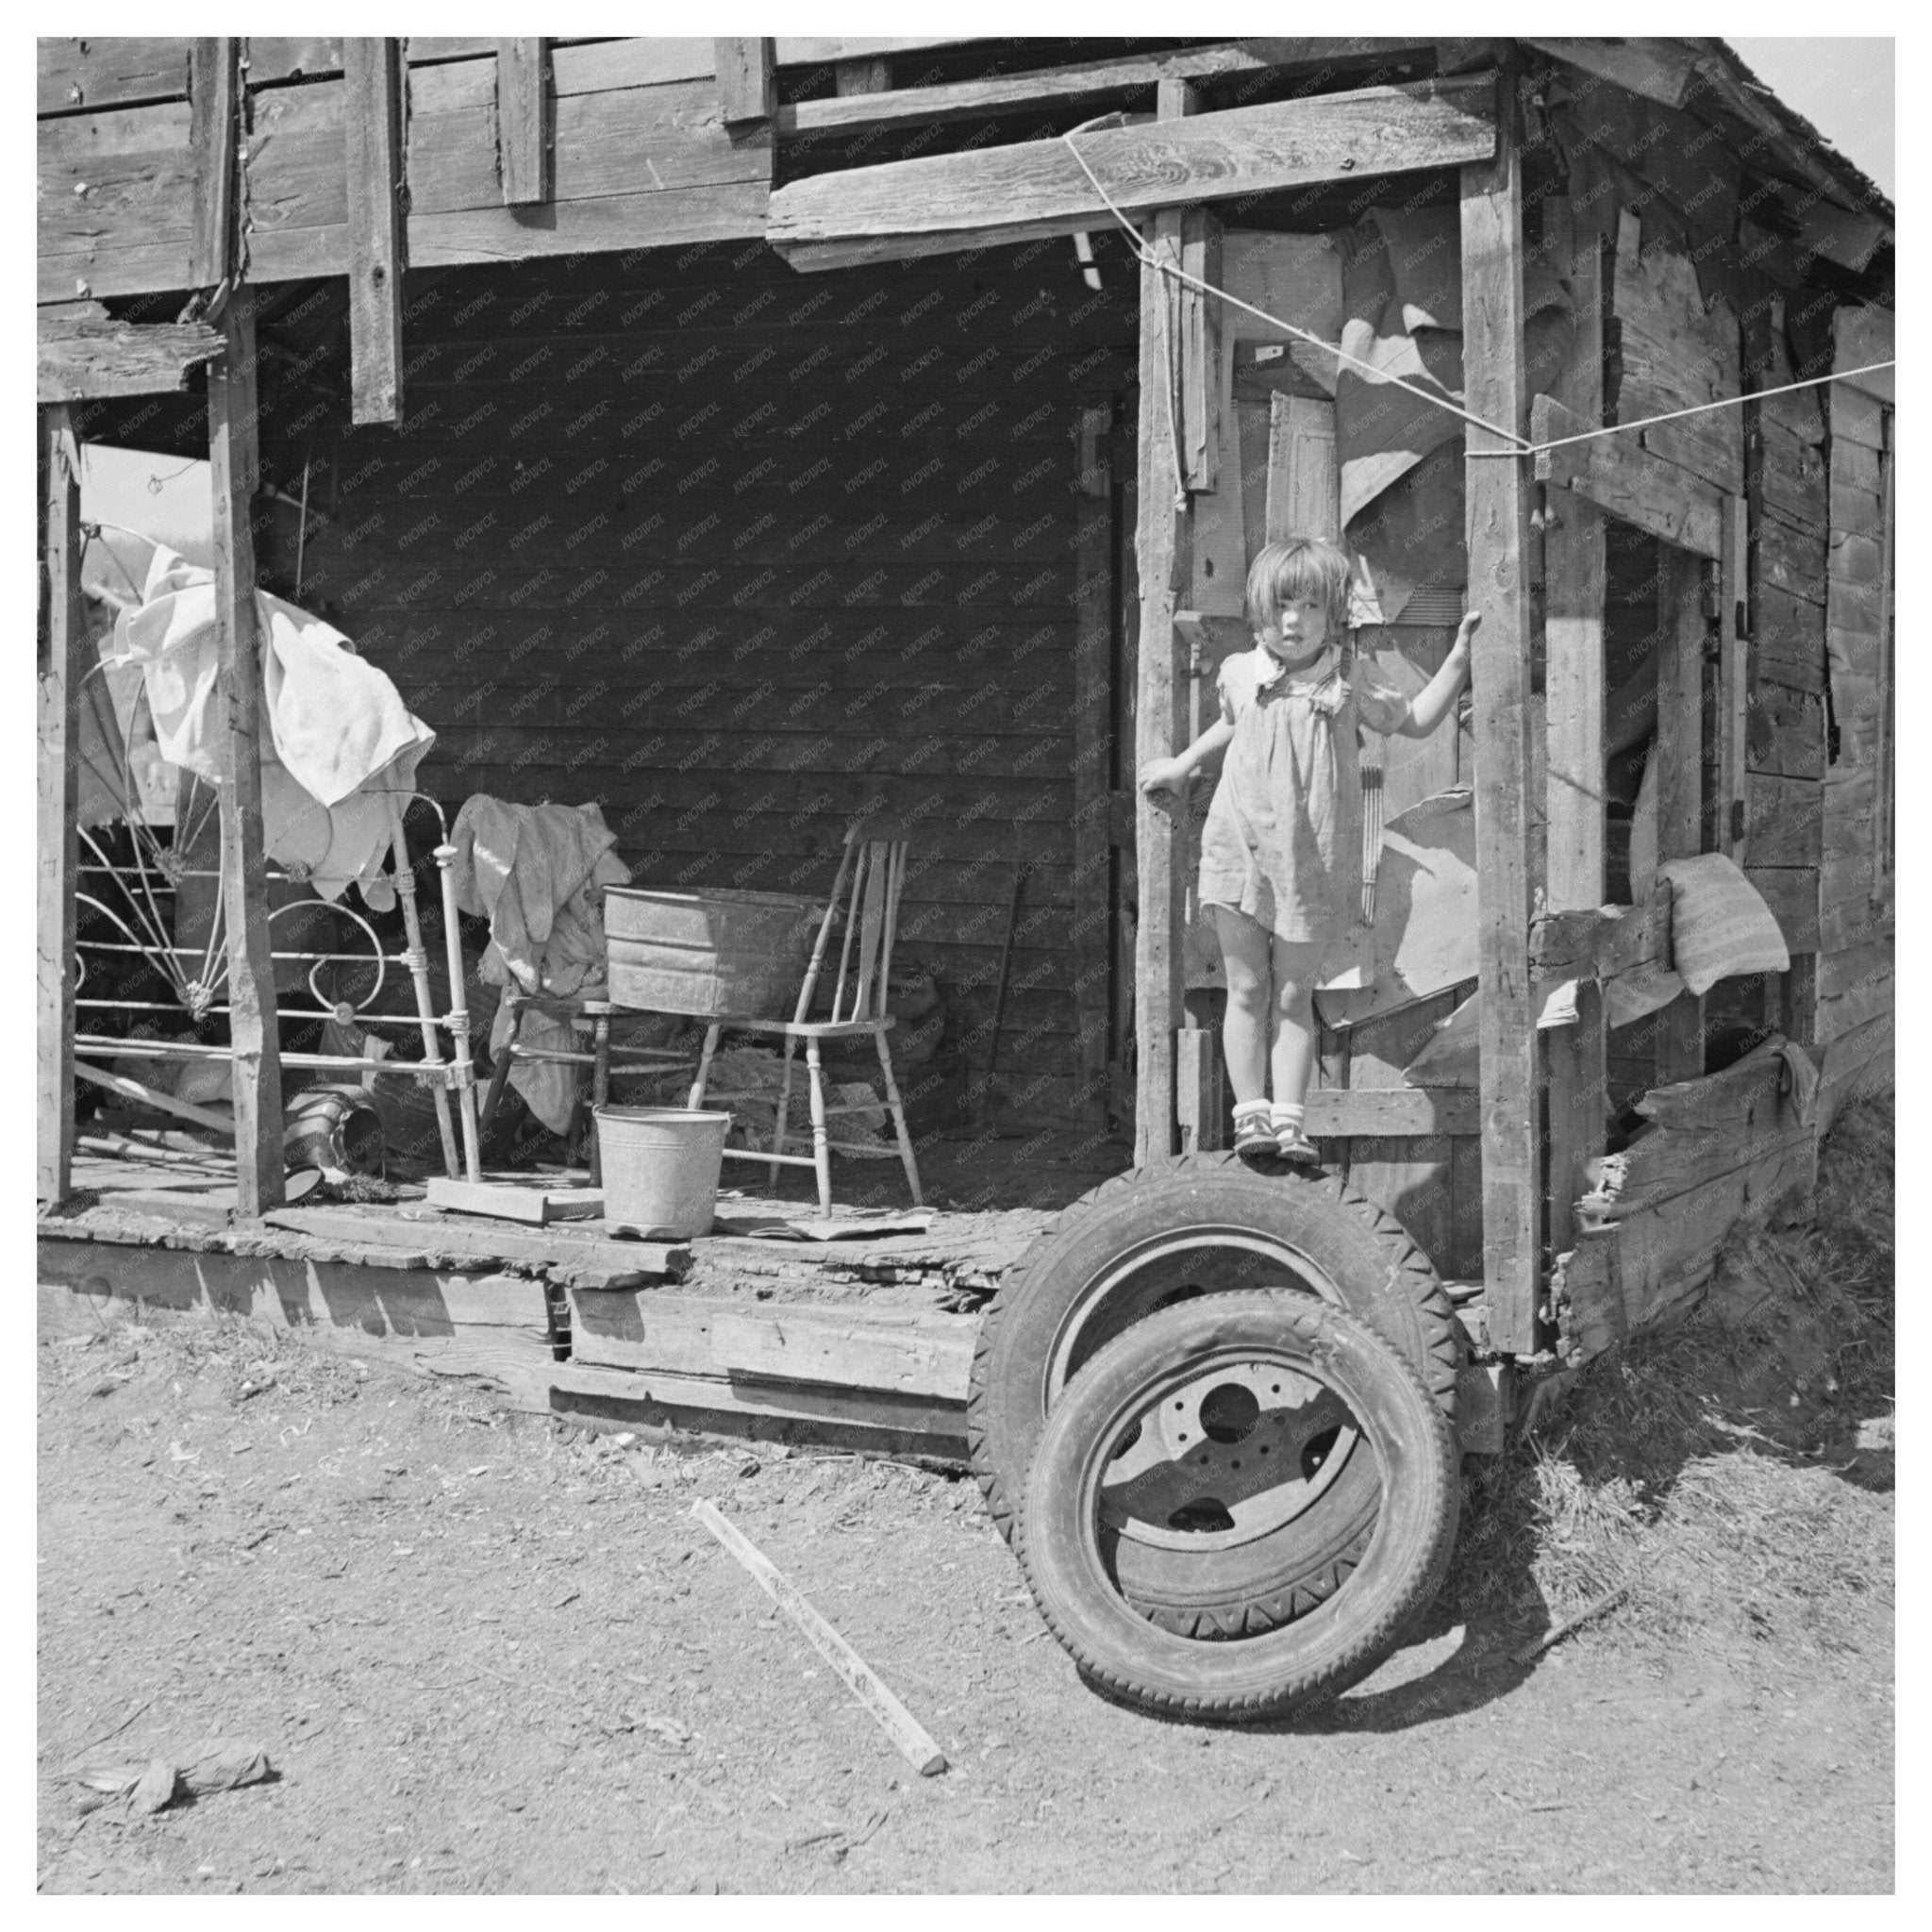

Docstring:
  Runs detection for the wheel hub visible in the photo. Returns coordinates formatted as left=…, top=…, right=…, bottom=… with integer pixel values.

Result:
left=1097, top=1358, right=1361, bottom=1554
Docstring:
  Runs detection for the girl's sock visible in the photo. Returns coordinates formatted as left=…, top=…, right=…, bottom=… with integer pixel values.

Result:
left=1270, top=1102, right=1307, bottom=1136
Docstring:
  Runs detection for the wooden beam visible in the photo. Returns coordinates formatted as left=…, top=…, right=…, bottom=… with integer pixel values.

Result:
left=1532, top=393, right=1724, bottom=559
left=780, top=40, right=1434, bottom=138
left=767, top=74, right=1499, bottom=270
left=1541, top=192, right=1608, bottom=1258
left=1072, top=405, right=1114, bottom=1138
left=187, top=37, right=239, bottom=289
left=1133, top=77, right=1208, bottom=1168
left=37, top=315, right=223, bottom=405
left=715, top=37, right=775, bottom=125
left=1654, top=542, right=1707, bottom=1084
left=344, top=38, right=406, bottom=426
left=494, top=39, right=552, bottom=206
left=38, top=407, right=84, bottom=1207
left=1460, top=81, right=1541, bottom=1355
left=208, top=287, right=285, bottom=1217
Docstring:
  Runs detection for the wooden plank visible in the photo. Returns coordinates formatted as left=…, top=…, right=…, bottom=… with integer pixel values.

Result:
left=1179, top=215, right=1223, bottom=494
left=1744, top=774, right=1823, bottom=869
left=767, top=75, right=1500, bottom=269
left=1459, top=82, right=1541, bottom=1355
left=568, top=1290, right=974, bottom=1404
left=1132, top=77, right=1204, bottom=1168
left=263, top=1204, right=690, bottom=1280
left=40, top=39, right=192, bottom=115
left=1813, top=964, right=1891, bottom=1047
left=344, top=39, right=406, bottom=425
left=1753, top=585, right=1825, bottom=694
left=711, top=1305, right=975, bottom=1404
left=1533, top=393, right=1724, bottom=558
left=207, top=289, right=284, bottom=1219
left=1746, top=679, right=1826, bottom=781
left=774, top=37, right=974, bottom=68
left=1306, top=1087, right=1478, bottom=1138
left=37, top=315, right=223, bottom=403
left=38, top=408, right=83, bottom=1207
left=1816, top=936, right=1892, bottom=1004
left=1541, top=201, right=1607, bottom=913
left=1072, top=405, right=1113, bottom=1136
left=1652, top=542, right=1706, bottom=1083
left=38, top=1245, right=558, bottom=1404
left=1557, top=1132, right=1817, bottom=1362
left=1541, top=192, right=1607, bottom=1257
left=424, top=1176, right=602, bottom=1224
left=494, top=39, right=552, bottom=206
left=1609, top=209, right=1742, bottom=495
left=551, top=1358, right=965, bottom=1463
left=1743, top=867, right=1821, bottom=954
left=782, top=41, right=1432, bottom=137
left=714, top=37, right=774, bottom=125
left=186, top=38, right=238, bottom=289
left=1174, top=1028, right=1220, bottom=1154
left=1264, top=393, right=1340, bottom=542
left=693, top=1501, right=947, bottom=1777
left=1524, top=38, right=1696, bottom=108
left=1831, top=306, right=1894, bottom=403
left=1757, top=508, right=1825, bottom=607
left=1719, top=493, right=1749, bottom=860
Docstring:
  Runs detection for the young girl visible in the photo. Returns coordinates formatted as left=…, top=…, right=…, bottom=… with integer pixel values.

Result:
left=1139, top=539, right=1478, bottom=1160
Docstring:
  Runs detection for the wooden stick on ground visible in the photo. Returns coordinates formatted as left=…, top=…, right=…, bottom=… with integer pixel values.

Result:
left=691, top=1499, right=947, bottom=1776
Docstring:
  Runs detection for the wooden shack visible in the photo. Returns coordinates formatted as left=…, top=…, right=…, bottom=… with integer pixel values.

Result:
left=39, top=37, right=1893, bottom=1429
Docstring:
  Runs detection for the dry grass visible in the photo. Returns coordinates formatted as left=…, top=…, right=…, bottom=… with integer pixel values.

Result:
left=1444, top=1091, right=1894, bottom=1658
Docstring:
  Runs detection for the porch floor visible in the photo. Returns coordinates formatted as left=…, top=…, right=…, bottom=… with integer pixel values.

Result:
left=38, top=1129, right=1137, bottom=1463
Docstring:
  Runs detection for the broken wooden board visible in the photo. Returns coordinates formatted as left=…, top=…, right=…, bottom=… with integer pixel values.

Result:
left=425, top=1176, right=606, bottom=1224
left=258, top=1203, right=690, bottom=1281
left=37, top=314, right=223, bottom=403
left=767, top=75, right=1499, bottom=268
left=1533, top=392, right=1724, bottom=558
left=38, top=1241, right=559, bottom=1400
left=550, top=1359, right=967, bottom=1465
left=568, top=1288, right=975, bottom=1404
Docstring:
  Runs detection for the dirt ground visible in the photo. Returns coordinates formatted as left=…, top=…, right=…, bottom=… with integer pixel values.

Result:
left=38, top=1275, right=1892, bottom=1896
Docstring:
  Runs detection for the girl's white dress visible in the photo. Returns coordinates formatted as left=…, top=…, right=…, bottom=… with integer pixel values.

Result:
left=1197, top=642, right=1409, bottom=974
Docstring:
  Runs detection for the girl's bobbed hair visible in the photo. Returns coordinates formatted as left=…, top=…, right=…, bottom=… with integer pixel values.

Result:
left=1245, top=538, right=1351, bottom=636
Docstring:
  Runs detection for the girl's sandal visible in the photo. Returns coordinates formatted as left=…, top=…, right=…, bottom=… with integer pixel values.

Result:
left=1274, top=1124, right=1322, bottom=1165
left=1231, top=1104, right=1276, bottom=1158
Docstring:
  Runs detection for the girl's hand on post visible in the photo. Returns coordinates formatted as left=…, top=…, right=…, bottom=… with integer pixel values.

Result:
left=1138, top=757, right=1189, bottom=808
left=1451, top=610, right=1481, bottom=660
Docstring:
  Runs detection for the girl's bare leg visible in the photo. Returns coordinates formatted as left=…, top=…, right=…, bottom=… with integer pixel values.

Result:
left=1267, top=936, right=1328, bottom=1108
left=1208, top=906, right=1273, bottom=1106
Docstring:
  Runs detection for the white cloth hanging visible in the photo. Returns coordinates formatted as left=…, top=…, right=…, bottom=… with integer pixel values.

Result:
left=107, top=542, right=434, bottom=901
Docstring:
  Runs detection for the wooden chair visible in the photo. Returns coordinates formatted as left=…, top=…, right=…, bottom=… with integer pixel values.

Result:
left=477, top=990, right=691, bottom=1186
left=687, top=824, right=923, bottom=1215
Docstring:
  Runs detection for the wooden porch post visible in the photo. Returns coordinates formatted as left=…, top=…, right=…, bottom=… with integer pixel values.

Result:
left=209, top=286, right=285, bottom=1216
left=1460, top=80, right=1541, bottom=1353
left=1132, top=77, right=1215, bottom=1166
left=38, top=407, right=84, bottom=1206
left=1541, top=193, right=1608, bottom=1256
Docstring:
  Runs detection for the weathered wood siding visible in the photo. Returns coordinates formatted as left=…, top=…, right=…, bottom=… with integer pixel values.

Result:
left=39, top=38, right=774, bottom=302
left=1816, top=309, right=1892, bottom=1094
left=256, top=244, right=1136, bottom=1124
